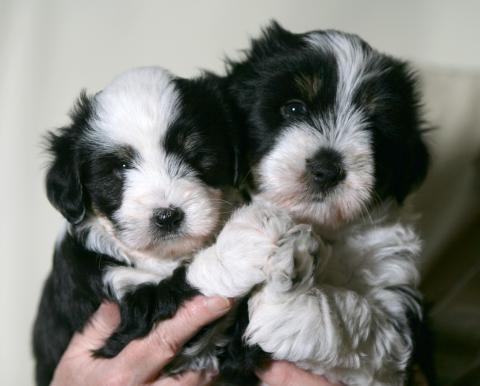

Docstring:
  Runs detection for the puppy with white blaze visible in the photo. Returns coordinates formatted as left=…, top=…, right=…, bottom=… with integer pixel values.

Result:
left=32, top=66, right=246, bottom=386
left=208, top=22, right=431, bottom=385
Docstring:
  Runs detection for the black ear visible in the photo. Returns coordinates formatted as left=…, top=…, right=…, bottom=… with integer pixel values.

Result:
left=371, top=62, right=431, bottom=204
left=374, top=128, right=430, bottom=205
left=46, top=137, right=85, bottom=224
left=394, top=132, right=430, bottom=203
left=391, top=68, right=430, bottom=203
left=45, top=92, right=92, bottom=224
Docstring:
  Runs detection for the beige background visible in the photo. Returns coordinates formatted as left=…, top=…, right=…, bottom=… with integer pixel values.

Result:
left=1, top=1, right=479, bottom=385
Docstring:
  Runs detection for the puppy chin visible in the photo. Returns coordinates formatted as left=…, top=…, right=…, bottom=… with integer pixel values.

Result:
left=130, top=235, right=213, bottom=260
left=114, top=225, right=217, bottom=260
left=256, top=187, right=369, bottom=229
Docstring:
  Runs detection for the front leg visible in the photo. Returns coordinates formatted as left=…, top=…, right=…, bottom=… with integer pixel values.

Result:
left=214, top=223, right=326, bottom=386
left=246, top=284, right=420, bottom=385
left=245, top=224, right=422, bottom=385
left=94, top=265, right=198, bottom=358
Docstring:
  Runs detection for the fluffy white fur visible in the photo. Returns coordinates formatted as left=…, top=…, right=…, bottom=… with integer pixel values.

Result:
left=255, top=122, right=373, bottom=227
left=187, top=201, right=322, bottom=298
left=245, top=202, right=421, bottom=386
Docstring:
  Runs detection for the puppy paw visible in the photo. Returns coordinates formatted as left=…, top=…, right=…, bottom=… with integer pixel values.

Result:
left=190, top=201, right=327, bottom=298
left=266, top=224, right=324, bottom=293
left=210, top=202, right=297, bottom=283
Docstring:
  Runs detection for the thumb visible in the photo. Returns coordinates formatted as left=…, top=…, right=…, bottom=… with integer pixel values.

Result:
left=256, top=360, right=341, bottom=386
left=69, top=302, right=121, bottom=352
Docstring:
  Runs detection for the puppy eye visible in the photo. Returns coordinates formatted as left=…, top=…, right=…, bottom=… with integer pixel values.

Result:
left=281, top=100, right=308, bottom=118
left=112, top=161, right=130, bottom=178
left=114, top=161, right=129, bottom=170
left=198, top=155, right=216, bottom=171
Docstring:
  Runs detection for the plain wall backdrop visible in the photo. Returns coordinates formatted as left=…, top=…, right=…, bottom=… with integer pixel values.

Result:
left=1, top=1, right=479, bottom=384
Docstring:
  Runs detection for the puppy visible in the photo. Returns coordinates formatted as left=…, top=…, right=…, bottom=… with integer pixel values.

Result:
left=213, top=22, right=430, bottom=386
left=32, top=66, right=245, bottom=386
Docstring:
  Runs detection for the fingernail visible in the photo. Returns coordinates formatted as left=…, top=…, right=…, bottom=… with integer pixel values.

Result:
left=205, top=296, right=232, bottom=313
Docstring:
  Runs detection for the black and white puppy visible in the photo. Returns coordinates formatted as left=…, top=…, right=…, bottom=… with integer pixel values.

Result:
left=215, top=22, right=430, bottom=386
left=32, top=66, right=245, bottom=386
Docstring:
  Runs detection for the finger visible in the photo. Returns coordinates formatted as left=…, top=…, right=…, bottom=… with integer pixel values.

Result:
left=256, top=360, right=341, bottom=386
left=118, top=295, right=232, bottom=381
left=66, top=302, right=121, bottom=354
left=154, top=296, right=233, bottom=349
left=152, top=371, right=215, bottom=386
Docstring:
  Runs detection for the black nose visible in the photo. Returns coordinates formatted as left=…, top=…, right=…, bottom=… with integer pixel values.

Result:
left=152, top=207, right=184, bottom=231
left=306, top=148, right=346, bottom=191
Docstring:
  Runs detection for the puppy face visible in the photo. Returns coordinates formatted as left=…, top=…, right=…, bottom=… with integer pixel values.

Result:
left=228, top=23, right=429, bottom=227
left=47, top=67, right=239, bottom=258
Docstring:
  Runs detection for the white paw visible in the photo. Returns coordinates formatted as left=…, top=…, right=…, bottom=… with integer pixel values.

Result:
left=188, top=202, right=328, bottom=298
left=187, top=202, right=296, bottom=297
left=265, top=224, right=324, bottom=293
left=215, top=202, right=297, bottom=272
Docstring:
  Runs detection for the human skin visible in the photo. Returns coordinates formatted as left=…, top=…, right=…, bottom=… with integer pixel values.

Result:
left=50, top=297, right=232, bottom=386
left=256, top=361, right=341, bottom=386
left=51, top=297, right=339, bottom=386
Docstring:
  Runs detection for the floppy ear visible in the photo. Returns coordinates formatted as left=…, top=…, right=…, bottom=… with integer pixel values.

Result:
left=394, top=132, right=430, bottom=203
left=45, top=92, right=92, bottom=224
left=46, top=135, right=85, bottom=224
left=374, top=128, right=430, bottom=205
left=391, top=68, right=430, bottom=203
left=372, top=62, right=430, bottom=204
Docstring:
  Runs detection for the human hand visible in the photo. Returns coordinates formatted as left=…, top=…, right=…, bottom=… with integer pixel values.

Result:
left=256, top=361, right=342, bottom=386
left=51, top=296, right=232, bottom=386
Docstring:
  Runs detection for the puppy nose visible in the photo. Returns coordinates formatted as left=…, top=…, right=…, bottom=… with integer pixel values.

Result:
left=153, top=207, right=184, bottom=231
left=306, top=148, right=346, bottom=191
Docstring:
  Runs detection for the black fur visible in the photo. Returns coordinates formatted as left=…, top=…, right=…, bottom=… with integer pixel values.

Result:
left=387, top=286, right=437, bottom=386
left=45, top=92, right=92, bottom=224
left=170, top=75, right=246, bottom=188
left=94, top=266, right=199, bottom=358
left=32, top=232, right=117, bottom=386
left=33, top=69, right=243, bottom=386
left=216, top=297, right=266, bottom=385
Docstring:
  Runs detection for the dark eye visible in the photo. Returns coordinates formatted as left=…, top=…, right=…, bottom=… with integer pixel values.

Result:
left=281, top=100, right=308, bottom=118
left=198, top=154, right=216, bottom=172
left=112, top=161, right=130, bottom=179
